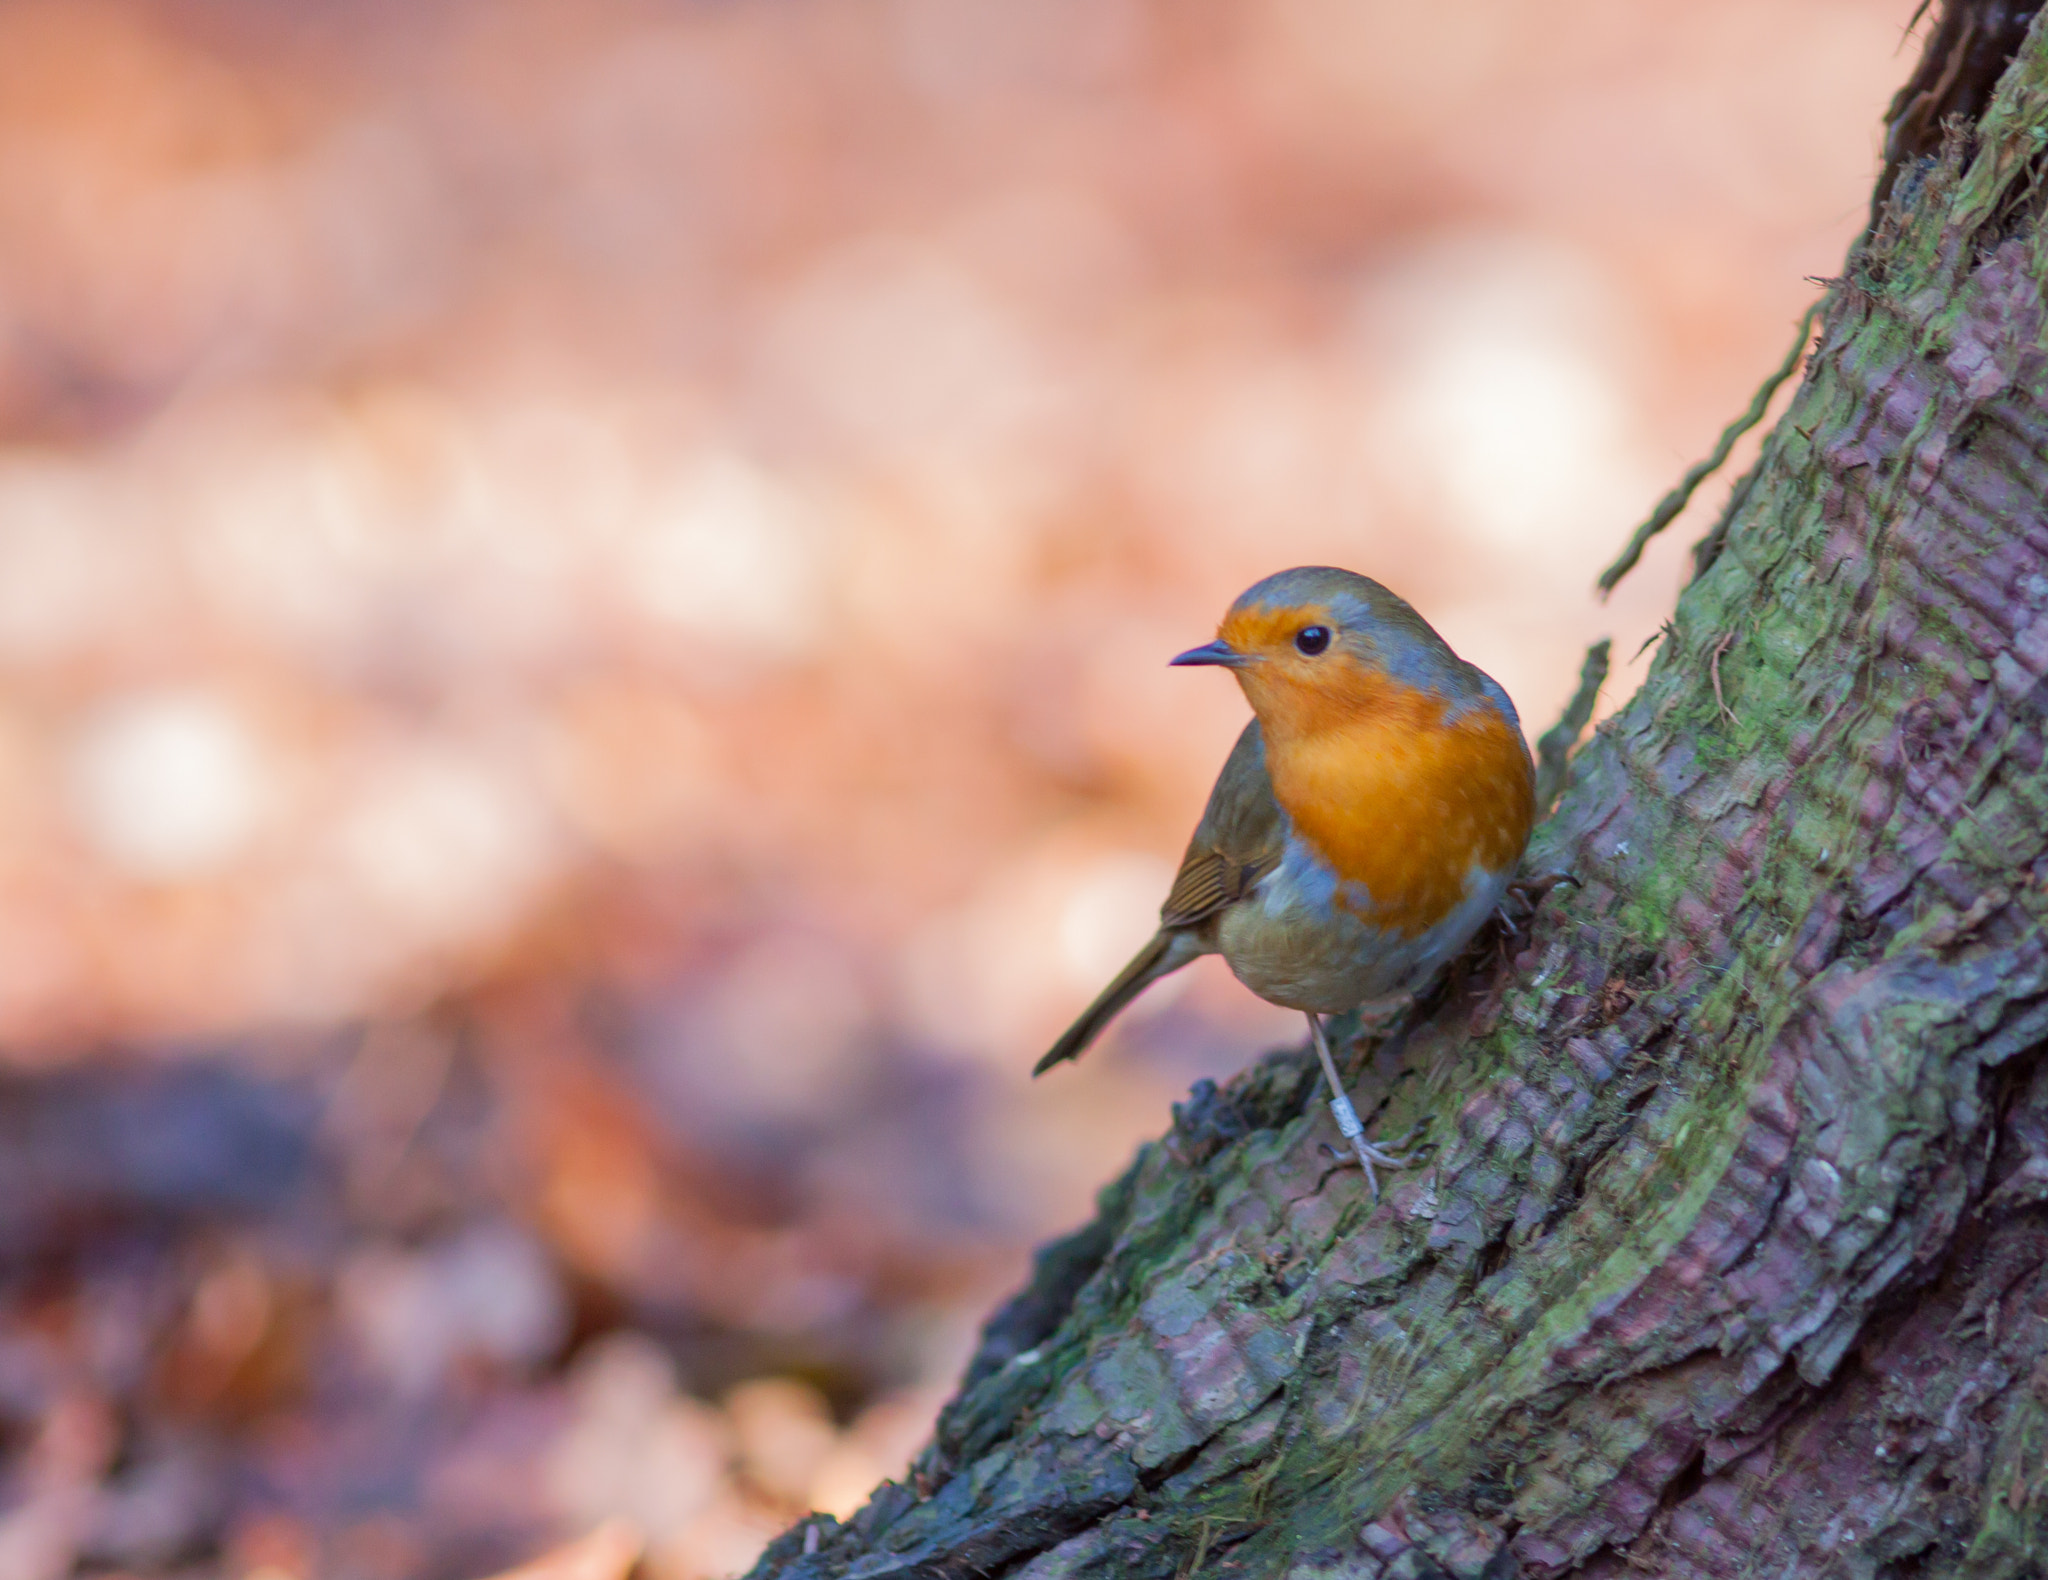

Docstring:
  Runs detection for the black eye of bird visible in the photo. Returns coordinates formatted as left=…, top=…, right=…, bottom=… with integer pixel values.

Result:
left=1294, top=625, right=1330, bottom=656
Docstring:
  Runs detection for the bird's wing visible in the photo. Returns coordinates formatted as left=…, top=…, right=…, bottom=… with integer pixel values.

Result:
left=1159, top=720, right=1286, bottom=929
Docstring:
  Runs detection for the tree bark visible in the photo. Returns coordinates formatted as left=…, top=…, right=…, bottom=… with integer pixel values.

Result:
left=754, top=7, right=2048, bottom=1575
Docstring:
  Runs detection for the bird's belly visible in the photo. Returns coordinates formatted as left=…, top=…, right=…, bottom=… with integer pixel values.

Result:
left=1216, top=837, right=1510, bottom=1014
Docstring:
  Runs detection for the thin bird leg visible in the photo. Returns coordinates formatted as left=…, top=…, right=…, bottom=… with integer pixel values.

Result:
left=1307, top=1011, right=1413, bottom=1202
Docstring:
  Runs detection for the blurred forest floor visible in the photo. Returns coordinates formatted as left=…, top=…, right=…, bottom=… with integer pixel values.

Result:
left=0, top=1, right=1907, bottom=1575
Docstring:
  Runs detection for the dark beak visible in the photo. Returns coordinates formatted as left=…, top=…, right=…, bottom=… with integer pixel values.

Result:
left=1169, top=639, right=1249, bottom=668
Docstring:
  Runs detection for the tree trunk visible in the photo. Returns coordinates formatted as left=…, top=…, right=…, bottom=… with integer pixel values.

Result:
left=753, top=7, right=2048, bottom=1576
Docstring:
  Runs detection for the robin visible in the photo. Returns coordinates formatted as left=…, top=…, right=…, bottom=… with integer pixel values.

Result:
left=1034, top=566, right=1537, bottom=1197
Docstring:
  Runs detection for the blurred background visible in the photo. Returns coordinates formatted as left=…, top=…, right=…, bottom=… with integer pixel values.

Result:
left=0, top=1, right=1911, bottom=1576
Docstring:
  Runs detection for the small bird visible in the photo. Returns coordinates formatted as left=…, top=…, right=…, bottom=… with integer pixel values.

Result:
left=1034, top=566, right=1537, bottom=1196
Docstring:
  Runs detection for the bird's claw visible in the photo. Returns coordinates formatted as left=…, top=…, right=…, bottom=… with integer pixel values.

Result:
left=1322, top=1122, right=1431, bottom=1200
left=1506, top=870, right=1580, bottom=908
left=1320, top=1085, right=1421, bottom=1201
left=1327, top=1133, right=1417, bottom=1201
left=1307, top=1010, right=1428, bottom=1203
left=1376, top=1116, right=1432, bottom=1154
left=1496, top=871, right=1580, bottom=943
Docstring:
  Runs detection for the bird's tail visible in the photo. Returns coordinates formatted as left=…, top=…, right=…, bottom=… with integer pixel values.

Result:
left=1033, top=931, right=1189, bottom=1076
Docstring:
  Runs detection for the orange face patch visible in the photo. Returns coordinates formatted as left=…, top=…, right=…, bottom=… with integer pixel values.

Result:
left=1218, top=601, right=1331, bottom=657
left=1218, top=602, right=1377, bottom=733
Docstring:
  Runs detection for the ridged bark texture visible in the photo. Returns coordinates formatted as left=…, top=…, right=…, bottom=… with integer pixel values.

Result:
left=753, top=9, right=2048, bottom=1577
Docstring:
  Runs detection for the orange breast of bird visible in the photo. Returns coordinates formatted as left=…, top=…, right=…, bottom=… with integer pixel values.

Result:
left=1257, top=661, right=1535, bottom=938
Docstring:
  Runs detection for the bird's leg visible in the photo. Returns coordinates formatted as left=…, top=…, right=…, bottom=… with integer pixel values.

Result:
left=1307, top=1011, right=1413, bottom=1202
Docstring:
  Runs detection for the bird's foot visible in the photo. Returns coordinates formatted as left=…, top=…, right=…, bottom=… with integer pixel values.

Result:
left=1508, top=870, right=1580, bottom=905
left=1307, top=1009, right=1429, bottom=1203
left=1322, top=1091, right=1422, bottom=1202
left=1496, top=870, right=1581, bottom=935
